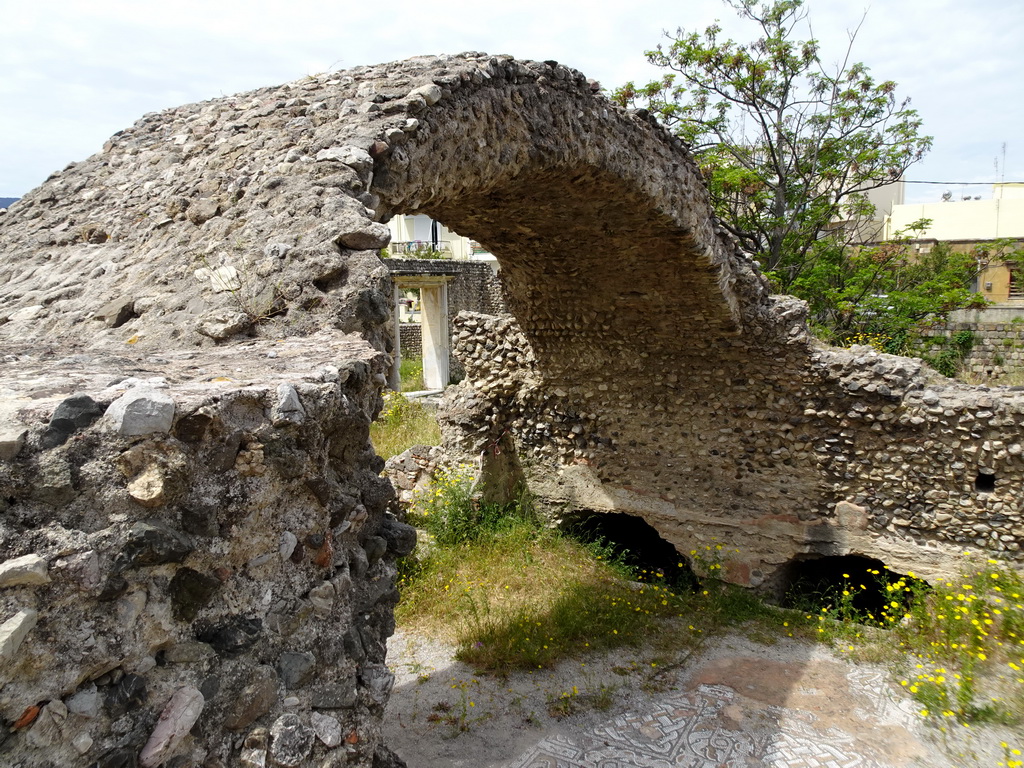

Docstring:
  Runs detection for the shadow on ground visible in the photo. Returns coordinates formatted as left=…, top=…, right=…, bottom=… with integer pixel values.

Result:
left=381, top=626, right=971, bottom=768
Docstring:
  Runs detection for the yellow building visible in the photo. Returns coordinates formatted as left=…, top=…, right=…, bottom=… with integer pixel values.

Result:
left=884, top=183, right=1024, bottom=305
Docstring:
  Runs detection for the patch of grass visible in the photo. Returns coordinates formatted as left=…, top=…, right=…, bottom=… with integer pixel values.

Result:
left=370, top=391, right=440, bottom=459
left=398, top=510, right=694, bottom=674
left=889, top=560, right=1024, bottom=728
left=397, top=468, right=707, bottom=675
left=396, top=468, right=1024, bottom=752
left=400, top=355, right=426, bottom=392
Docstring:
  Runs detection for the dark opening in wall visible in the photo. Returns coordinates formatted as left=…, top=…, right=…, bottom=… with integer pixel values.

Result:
left=562, top=511, right=697, bottom=591
left=975, top=470, right=996, bottom=493
left=778, top=554, right=928, bottom=623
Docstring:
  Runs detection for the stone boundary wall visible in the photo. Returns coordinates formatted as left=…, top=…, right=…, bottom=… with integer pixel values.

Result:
left=921, top=321, right=1024, bottom=378
left=0, top=333, right=413, bottom=768
left=398, top=324, right=422, bottom=358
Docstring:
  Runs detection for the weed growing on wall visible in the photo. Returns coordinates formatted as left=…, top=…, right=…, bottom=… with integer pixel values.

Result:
left=406, top=463, right=503, bottom=547
left=890, top=559, right=1024, bottom=728
left=924, top=329, right=976, bottom=378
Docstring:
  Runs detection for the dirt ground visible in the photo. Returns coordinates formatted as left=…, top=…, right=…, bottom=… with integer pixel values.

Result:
left=383, top=626, right=1018, bottom=768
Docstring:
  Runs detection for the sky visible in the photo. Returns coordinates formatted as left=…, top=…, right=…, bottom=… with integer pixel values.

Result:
left=1, top=0, right=1022, bottom=204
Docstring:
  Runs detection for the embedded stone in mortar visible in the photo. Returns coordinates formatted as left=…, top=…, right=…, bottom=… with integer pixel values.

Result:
left=105, top=387, right=175, bottom=436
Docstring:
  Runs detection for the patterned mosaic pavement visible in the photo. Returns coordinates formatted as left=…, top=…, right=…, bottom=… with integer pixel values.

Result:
left=384, top=632, right=986, bottom=768
left=504, top=681, right=904, bottom=768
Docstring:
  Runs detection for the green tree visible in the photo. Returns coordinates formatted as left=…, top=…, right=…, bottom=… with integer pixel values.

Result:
left=613, top=0, right=932, bottom=290
left=791, top=220, right=989, bottom=351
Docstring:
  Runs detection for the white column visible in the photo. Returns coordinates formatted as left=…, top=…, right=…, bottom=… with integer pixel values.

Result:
left=420, top=282, right=449, bottom=390
left=389, top=284, right=401, bottom=390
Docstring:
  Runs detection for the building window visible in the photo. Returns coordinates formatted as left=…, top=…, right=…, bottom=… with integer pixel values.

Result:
left=1010, top=270, right=1024, bottom=300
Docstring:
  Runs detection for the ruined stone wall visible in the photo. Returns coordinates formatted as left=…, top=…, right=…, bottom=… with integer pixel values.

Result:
left=3, top=47, right=1023, bottom=764
left=397, top=325, right=422, bottom=358
left=441, top=312, right=1024, bottom=589
left=0, top=333, right=413, bottom=767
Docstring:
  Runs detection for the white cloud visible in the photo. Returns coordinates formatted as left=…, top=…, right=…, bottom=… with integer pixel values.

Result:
left=1, top=0, right=1022, bottom=199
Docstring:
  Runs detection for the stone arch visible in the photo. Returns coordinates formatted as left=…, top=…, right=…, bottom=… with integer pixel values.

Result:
left=6, top=52, right=1024, bottom=768
left=369, top=56, right=780, bottom=369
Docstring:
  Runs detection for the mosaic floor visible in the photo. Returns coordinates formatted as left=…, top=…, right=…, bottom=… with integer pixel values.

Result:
left=505, top=683, right=886, bottom=768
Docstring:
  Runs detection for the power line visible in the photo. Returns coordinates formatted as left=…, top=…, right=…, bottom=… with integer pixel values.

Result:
left=903, top=179, right=1024, bottom=185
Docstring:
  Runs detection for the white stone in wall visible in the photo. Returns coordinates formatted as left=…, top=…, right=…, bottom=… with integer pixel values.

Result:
left=139, top=686, right=205, bottom=768
left=0, top=426, right=26, bottom=460
left=104, top=387, right=175, bottom=435
left=0, top=608, right=38, bottom=662
left=0, top=554, right=49, bottom=587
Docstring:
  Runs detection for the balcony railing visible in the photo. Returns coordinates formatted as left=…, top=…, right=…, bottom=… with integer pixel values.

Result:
left=389, top=240, right=454, bottom=258
left=388, top=240, right=495, bottom=260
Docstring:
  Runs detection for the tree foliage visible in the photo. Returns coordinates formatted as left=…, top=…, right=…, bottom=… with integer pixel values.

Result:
left=792, top=220, right=989, bottom=351
left=613, top=0, right=932, bottom=290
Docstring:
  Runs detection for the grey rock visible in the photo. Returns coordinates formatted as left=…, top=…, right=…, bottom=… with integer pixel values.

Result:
left=118, top=520, right=192, bottom=569
left=363, top=535, right=387, bottom=565
left=279, top=531, right=298, bottom=560
left=26, top=699, right=68, bottom=748
left=163, top=640, right=216, bottom=664
left=8, top=304, right=43, bottom=322
left=66, top=684, right=100, bottom=717
left=93, top=297, right=137, bottom=328
left=198, top=310, right=252, bottom=340
left=272, top=383, right=306, bottom=426
left=105, top=672, right=147, bottom=718
left=269, top=714, right=314, bottom=767
left=310, top=678, right=358, bottom=709
left=265, top=242, right=292, bottom=258
left=168, top=567, right=221, bottom=621
left=316, top=145, right=373, bottom=174
left=95, top=748, right=137, bottom=768
left=410, top=83, right=443, bottom=105
left=373, top=745, right=409, bottom=768
left=42, top=393, right=104, bottom=448
left=196, top=615, right=262, bottom=656
left=335, top=217, right=391, bottom=250
left=307, top=581, right=335, bottom=614
left=378, top=517, right=417, bottom=557
left=104, top=387, right=175, bottom=436
left=224, top=666, right=278, bottom=731
left=360, top=664, right=394, bottom=705
left=186, top=197, right=220, bottom=225
left=278, top=651, right=316, bottom=689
